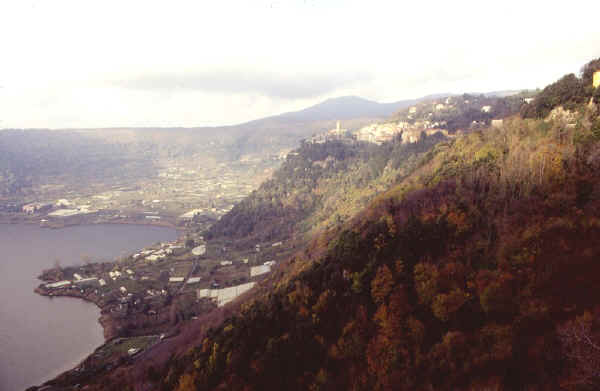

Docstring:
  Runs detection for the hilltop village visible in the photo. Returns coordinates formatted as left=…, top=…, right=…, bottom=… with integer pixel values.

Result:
left=307, top=93, right=529, bottom=145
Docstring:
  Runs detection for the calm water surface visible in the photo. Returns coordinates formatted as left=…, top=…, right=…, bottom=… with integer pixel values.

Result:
left=0, top=223, right=178, bottom=391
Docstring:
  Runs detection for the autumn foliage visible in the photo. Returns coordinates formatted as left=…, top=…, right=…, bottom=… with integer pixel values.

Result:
left=87, top=60, right=600, bottom=391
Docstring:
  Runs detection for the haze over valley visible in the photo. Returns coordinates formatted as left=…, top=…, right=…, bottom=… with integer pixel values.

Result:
left=0, top=96, right=414, bottom=227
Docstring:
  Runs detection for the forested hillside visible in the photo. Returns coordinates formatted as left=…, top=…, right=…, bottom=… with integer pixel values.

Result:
left=206, top=133, right=447, bottom=247
left=148, top=60, right=600, bottom=391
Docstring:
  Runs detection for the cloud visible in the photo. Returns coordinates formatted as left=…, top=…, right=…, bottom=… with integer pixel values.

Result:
left=112, top=69, right=372, bottom=100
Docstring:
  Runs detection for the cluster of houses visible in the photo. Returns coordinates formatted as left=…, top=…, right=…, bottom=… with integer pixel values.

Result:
left=305, top=117, right=452, bottom=146
left=108, top=268, right=135, bottom=280
left=22, top=198, right=101, bottom=219
left=45, top=267, right=136, bottom=291
left=353, top=122, right=451, bottom=145
left=305, top=95, right=542, bottom=147
left=43, top=234, right=283, bottom=315
left=22, top=202, right=53, bottom=215
left=132, top=242, right=184, bottom=263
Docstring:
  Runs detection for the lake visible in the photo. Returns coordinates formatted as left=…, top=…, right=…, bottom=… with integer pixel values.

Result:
left=0, top=223, right=178, bottom=391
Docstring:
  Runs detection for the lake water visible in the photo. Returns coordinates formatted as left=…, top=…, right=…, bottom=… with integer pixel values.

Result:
left=0, top=223, right=178, bottom=391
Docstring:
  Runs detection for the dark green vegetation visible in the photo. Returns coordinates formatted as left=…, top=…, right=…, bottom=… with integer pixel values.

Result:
left=521, top=60, right=600, bottom=119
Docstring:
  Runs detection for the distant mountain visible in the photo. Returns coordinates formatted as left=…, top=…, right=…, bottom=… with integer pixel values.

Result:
left=256, top=94, right=451, bottom=123
left=275, top=96, right=418, bottom=122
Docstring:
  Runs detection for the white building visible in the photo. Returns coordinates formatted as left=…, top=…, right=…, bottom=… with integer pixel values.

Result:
left=196, top=282, right=256, bottom=306
left=491, top=119, right=504, bottom=128
left=145, top=254, right=164, bottom=262
left=192, top=245, right=206, bottom=256
left=250, top=265, right=271, bottom=277
left=45, top=280, right=71, bottom=289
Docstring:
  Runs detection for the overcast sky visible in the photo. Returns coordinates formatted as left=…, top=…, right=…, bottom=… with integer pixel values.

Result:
left=1, top=0, right=599, bottom=129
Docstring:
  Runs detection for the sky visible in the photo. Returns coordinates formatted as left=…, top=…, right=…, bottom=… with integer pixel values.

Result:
left=0, top=0, right=599, bottom=129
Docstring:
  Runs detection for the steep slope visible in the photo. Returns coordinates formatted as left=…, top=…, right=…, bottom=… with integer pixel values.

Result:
left=205, top=134, right=448, bottom=248
left=150, top=64, right=600, bottom=391
left=169, top=120, right=599, bottom=391
left=206, top=92, right=530, bottom=248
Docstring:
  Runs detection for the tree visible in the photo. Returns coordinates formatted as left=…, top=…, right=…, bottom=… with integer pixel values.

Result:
left=431, top=289, right=468, bottom=322
left=414, top=263, right=439, bottom=305
left=371, top=265, right=394, bottom=304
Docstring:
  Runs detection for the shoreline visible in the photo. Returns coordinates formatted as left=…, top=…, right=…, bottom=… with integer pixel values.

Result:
left=21, top=221, right=188, bottom=390
left=31, top=289, right=108, bottom=391
left=0, top=213, right=187, bottom=232
left=34, top=286, right=116, bottom=340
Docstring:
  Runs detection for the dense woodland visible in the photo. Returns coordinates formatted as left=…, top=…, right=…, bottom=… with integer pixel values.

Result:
left=40, top=59, right=600, bottom=390
left=207, top=133, right=447, bottom=246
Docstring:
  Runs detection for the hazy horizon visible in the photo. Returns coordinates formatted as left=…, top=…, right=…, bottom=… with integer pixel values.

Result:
left=1, top=0, right=599, bottom=129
